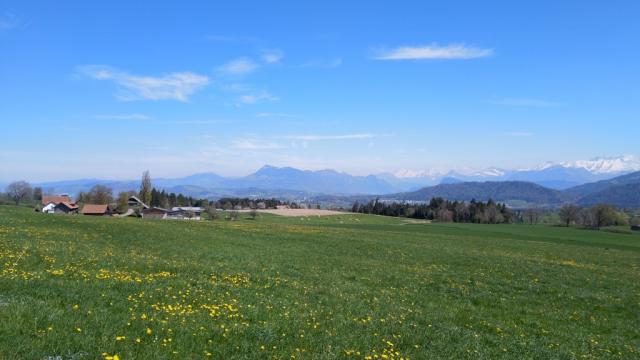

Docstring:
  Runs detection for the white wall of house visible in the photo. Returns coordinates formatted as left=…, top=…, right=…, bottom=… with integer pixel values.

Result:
left=42, top=203, right=56, bottom=213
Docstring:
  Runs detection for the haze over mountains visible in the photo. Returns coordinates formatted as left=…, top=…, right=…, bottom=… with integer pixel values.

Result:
left=30, top=155, right=639, bottom=196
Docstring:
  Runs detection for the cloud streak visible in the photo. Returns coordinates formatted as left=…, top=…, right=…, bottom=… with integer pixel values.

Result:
left=78, top=65, right=210, bottom=101
left=231, top=138, right=284, bottom=150
left=261, top=49, right=283, bottom=64
left=374, top=43, right=493, bottom=60
left=238, top=91, right=279, bottom=105
left=217, top=57, right=260, bottom=75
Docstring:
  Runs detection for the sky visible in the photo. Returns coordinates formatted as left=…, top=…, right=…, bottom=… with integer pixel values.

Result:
left=1, top=1, right=639, bottom=182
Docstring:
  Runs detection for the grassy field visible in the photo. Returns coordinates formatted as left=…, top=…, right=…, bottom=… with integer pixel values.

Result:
left=0, top=206, right=638, bottom=359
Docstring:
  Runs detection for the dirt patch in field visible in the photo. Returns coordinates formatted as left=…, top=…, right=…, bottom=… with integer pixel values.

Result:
left=239, top=209, right=349, bottom=217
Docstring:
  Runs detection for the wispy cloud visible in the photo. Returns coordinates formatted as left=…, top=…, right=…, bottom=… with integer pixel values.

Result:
left=78, top=65, right=210, bottom=101
left=217, top=57, right=260, bottom=75
left=261, top=49, right=283, bottom=64
left=284, top=133, right=379, bottom=141
left=231, top=138, right=284, bottom=150
left=238, top=91, right=279, bottom=105
left=490, top=98, right=559, bottom=107
left=299, top=58, right=342, bottom=68
left=374, top=43, right=493, bottom=60
left=0, top=11, right=24, bottom=30
left=92, top=114, right=151, bottom=121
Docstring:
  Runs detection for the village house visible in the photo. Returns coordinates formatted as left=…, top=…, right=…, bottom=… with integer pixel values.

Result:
left=81, top=204, right=110, bottom=216
left=141, top=207, right=168, bottom=219
left=127, top=195, right=149, bottom=209
left=42, top=195, right=76, bottom=214
left=167, top=206, right=204, bottom=220
left=53, top=201, right=79, bottom=214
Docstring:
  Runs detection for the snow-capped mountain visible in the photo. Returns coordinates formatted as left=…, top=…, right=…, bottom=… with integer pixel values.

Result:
left=391, top=155, right=640, bottom=190
left=535, top=155, right=640, bottom=174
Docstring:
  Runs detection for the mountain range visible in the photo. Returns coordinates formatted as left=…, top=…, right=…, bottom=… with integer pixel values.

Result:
left=380, top=173, right=640, bottom=209
left=18, top=155, right=640, bottom=208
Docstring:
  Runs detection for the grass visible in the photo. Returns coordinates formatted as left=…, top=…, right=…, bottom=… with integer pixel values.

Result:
left=0, top=206, right=639, bottom=359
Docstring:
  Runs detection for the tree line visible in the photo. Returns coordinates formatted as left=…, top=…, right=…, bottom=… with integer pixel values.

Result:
left=352, top=198, right=515, bottom=224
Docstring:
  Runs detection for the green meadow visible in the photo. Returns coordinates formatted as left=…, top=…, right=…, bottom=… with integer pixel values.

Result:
left=0, top=205, right=638, bottom=359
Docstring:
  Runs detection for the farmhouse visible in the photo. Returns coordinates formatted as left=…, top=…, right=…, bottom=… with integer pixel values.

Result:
left=141, top=207, right=168, bottom=219
left=127, top=196, right=149, bottom=209
left=42, top=195, right=76, bottom=213
left=168, top=206, right=204, bottom=220
left=54, top=201, right=79, bottom=214
left=81, top=204, right=109, bottom=216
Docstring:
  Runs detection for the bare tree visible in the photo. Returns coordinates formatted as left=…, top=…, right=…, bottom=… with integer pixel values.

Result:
left=559, top=204, right=580, bottom=227
left=206, top=207, right=219, bottom=220
left=248, top=209, right=258, bottom=220
left=6, top=181, right=33, bottom=206
left=88, top=184, right=113, bottom=204
left=523, top=207, right=541, bottom=225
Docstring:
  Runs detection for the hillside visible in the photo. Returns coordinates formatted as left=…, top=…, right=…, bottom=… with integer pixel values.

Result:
left=1, top=206, right=639, bottom=358
left=563, top=171, right=640, bottom=200
left=577, top=183, right=640, bottom=207
left=386, top=181, right=564, bottom=206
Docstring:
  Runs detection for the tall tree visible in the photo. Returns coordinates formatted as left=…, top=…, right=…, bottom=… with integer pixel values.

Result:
left=139, top=170, right=152, bottom=206
left=6, top=181, right=33, bottom=206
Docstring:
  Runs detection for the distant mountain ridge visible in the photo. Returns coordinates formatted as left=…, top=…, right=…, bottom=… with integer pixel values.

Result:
left=24, top=160, right=640, bottom=208
left=385, top=181, right=564, bottom=207
left=381, top=171, right=640, bottom=208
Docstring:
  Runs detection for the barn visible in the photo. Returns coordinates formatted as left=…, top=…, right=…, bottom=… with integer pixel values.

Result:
left=81, top=204, right=109, bottom=216
left=54, top=201, right=78, bottom=214
left=141, top=207, right=168, bottom=219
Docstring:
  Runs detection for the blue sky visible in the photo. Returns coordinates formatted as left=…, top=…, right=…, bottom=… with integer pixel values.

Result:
left=1, top=1, right=639, bottom=181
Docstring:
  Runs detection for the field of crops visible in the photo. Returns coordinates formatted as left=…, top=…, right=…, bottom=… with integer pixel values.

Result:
left=0, top=205, right=638, bottom=359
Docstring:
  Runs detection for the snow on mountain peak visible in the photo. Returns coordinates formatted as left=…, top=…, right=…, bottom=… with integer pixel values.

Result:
left=544, top=155, right=640, bottom=174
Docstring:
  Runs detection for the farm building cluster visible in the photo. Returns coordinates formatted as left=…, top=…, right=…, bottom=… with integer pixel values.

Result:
left=40, top=195, right=204, bottom=220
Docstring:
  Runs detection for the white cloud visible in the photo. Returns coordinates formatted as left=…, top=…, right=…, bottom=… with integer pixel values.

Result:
left=231, top=138, right=284, bottom=150
left=238, top=91, right=279, bottom=105
left=374, top=43, right=493, bottom=60
left=284, top=134, right=379, bottom=141
left=490, top=98, right=558, bottom=107
left=92, top=114, right=151, bottom=121
left=300, top=58, right=342, bottom=68
left=262, top=49, right=283, bottom=64
left=217, top=57, right=260, bottom=75
left=78, top=65, right=210, bottom=101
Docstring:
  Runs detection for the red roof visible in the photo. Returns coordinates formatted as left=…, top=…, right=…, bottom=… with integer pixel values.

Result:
left=43, top=195, right=72, bottom=205
left=81, top=204, right=108, bottom=214
left=57, top=201, right=78, bottom=210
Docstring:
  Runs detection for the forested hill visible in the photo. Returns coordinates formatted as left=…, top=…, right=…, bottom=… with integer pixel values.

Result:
left=384, top=181, right=564, bottom=206
left=380, top=171, right=640, bottom=208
